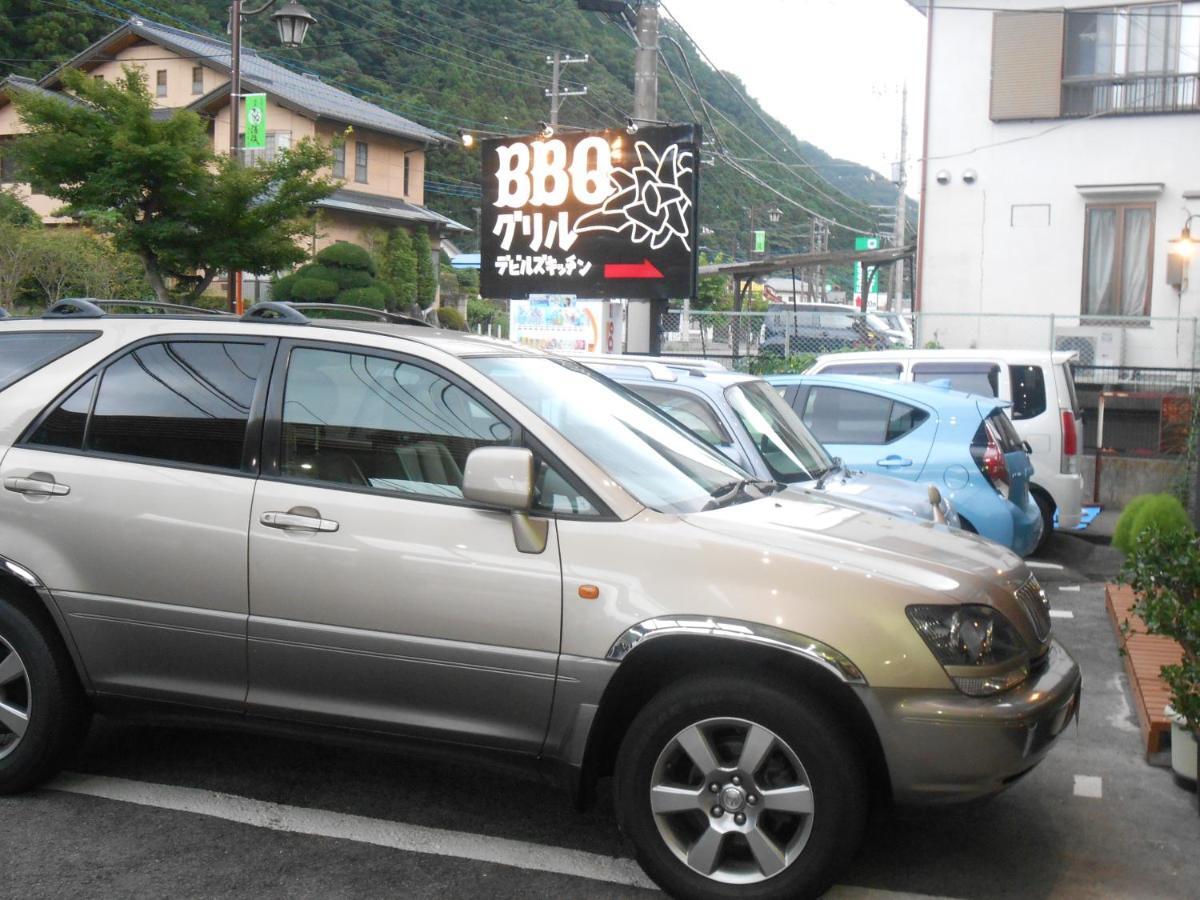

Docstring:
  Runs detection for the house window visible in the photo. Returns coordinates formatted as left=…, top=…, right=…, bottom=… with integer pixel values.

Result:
left=94, top=74, right=104, bottom=82
left=156, top=69, right=167, bottom=98
left=403, top=154, right=411, bottom=195
left=1063, top=4, right=1185, bottom=115
left=1082, top=203, right=1155, bottom=317
left=237, top=131, right=292, bottom=164
left=355, top=141, right=368, bottom=183
left=192, top=66, right=204, bottom=95
left=332, top=143, right=345, bottom=178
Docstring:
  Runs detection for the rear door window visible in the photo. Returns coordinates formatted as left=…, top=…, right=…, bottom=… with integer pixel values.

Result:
left=801, top=386, right=892, bottom=444
left=912, top=361, right=1000, bottom=397
left=817, top=362, right=902, bottom=378
left=0, top=331, right=99, bottom=392
left=1008, top=364, right=1047, bottom=420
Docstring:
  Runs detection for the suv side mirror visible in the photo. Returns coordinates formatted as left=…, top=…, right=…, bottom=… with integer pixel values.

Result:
left=462, top=446, right=548, bottom=554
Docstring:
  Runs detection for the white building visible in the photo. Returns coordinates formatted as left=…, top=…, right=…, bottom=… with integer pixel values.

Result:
left=911, top=1, right=1200, bottom=370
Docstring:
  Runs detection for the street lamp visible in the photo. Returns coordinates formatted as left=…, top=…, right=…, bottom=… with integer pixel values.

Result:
left=747, top=205, right=783, bottom=256
left=226, top=0, right=317, bottom=312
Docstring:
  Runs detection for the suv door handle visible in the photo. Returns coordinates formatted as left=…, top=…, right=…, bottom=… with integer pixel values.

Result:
left=4, top=474, right=70, bottom=496
left=260, top=508, right=339, bottom=533
left=876, top=456, right=913, bottom=468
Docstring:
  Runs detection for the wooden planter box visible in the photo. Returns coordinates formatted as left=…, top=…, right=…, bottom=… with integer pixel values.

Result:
left=1106, top=583, right=1186, bottom=760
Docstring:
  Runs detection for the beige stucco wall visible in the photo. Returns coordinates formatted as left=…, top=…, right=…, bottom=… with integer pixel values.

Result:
left=88, top=41, right=223, bottom=108
left=212, top=98, right=317, bottom=156
left=0, top=95, right=70, bottom=222
left=317, top=121, right=424, bottom=205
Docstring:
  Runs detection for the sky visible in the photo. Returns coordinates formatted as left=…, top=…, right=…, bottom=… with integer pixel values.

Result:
left=662, top=0, right=928, bottom=195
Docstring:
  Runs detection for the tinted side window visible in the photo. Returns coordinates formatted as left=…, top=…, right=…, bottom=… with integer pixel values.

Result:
left=28, top=376, right=98, bottom=450
left=88, top=342, right=266, bottom=470
left=886, top=401, right=930, bottom=442
left=912, top=362, right=1000, bottom=397
left=1009, top=364, right=1047, bottom=419
left=819, top=362, right=903, bottom=378
left=801, top=386, right=892, bottom=444
left=0, top=332, right=99, bottom=392
left=281, top=348, right=514, bottom=499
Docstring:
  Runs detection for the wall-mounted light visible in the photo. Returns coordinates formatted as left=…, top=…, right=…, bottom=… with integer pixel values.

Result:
left=458, top=129, right=475, bottom=148
left=1168, top=214, right=1197, bottom=291
left=625, top=116, right=639, bottom=135
left=962, top=169, right=978, bottom=185
left=538, top=121, right=554, bottom=138
left=935, top=169, right=951, bottom=185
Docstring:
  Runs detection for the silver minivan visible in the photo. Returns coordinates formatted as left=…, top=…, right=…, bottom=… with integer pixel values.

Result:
left=0, top=304, right=1081, bottom=899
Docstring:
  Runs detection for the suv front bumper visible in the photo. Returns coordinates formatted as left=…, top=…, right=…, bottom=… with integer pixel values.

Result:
left=857, top=640, right=1081, bottom=804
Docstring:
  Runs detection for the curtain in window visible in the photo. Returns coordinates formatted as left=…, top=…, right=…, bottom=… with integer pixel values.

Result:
left=1085, top=208, right=1117, bottom=315
left=1120, top=207, right=1153, bottom=316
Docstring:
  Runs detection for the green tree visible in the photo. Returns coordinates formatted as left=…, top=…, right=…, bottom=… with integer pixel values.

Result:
left=11, top=67, right=336, bottom=303
left=273, top=241, right=392, bottom=309
left=0, top=188, right=38, bottom=227
left=412, top=227, right=436, bottom=309
left=373, top=227, right=418, bottom=312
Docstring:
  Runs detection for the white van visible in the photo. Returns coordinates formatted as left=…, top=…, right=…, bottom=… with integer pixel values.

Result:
left=806, top=349, right=1083, bottom=549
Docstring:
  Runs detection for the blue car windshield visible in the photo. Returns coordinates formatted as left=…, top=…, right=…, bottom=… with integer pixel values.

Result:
left=724, top=381, right=833, bottom=483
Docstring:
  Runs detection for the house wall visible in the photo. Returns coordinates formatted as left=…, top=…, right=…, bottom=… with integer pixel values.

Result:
left=212, top=98, right=318, bottom=154
left=316, top=121, right=425, bottom=205
left=88, top=41, right=222, bottom=108
left=0, top=94, right=72, bottom=222
left=918, top=0, right=1200, bottom=368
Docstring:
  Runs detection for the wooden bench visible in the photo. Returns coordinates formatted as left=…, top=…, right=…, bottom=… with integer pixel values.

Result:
left=1106, top=583, right=1185, bottom=759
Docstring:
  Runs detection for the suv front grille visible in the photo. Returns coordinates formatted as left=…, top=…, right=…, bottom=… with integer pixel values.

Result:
left=1015, top=575, right=1052, bottom=643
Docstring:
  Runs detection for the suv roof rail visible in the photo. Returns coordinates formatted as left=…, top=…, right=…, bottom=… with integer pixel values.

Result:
left=285, top=303, right=431, bottom=327
left=89, top=300, right=234, bottom=317
left=240, top=301, right=310, bottom=325
left=563, top=354, right=680, bottom=382
left=43, top=298, right=106, bottom=319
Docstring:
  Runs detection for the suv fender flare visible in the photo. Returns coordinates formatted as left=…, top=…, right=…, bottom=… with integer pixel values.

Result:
left=606, top=616, right=867, bottom=684
left=0, top=552, right=93, bottom=691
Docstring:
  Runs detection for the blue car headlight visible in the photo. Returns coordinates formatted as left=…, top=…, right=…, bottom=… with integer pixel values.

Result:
left=906, top=604, right=1030, bottom=696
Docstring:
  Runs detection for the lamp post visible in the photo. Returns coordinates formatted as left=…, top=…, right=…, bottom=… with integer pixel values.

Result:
left=226, top=0, right=317, bottom=313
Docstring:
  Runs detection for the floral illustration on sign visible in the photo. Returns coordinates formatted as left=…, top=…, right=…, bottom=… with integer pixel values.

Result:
left=573, top=141, right=694, bottom=251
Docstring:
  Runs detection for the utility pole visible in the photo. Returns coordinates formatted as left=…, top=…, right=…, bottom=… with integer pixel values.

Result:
left=545, top=51, right=589, bottom=127
left=890, top=83, right=908, bottom=313
left=627, top=0, right=661, bottom=354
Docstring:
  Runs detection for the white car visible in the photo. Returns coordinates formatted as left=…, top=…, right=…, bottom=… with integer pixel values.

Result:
left=805, top=349, right=1083, bottom=549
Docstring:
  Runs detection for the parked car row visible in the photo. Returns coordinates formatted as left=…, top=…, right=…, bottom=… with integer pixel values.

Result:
left=0, top=301, right=1081, bottom=900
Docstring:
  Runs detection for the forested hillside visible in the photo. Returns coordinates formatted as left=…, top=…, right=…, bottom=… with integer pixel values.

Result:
left=0, top=0, right=907, bottom=262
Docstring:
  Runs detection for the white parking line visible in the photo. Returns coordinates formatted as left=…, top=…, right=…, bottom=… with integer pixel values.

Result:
left=45, top=772, right=967, bottom=899
left=46, top=772, right=657, bottom=890
left=1026, top=561, right=1063, bottom=570
left=1073, top=775, right=1103, bottom=799
left=1058, top=585, right=1081, bottom=592
left=1049, top=610, right=1074, bottom=619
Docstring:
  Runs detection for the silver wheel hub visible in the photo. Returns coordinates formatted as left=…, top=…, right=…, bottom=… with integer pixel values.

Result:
left=0, top=634, right=31, bottom=761
left=649, top=716, right=815, bottom=885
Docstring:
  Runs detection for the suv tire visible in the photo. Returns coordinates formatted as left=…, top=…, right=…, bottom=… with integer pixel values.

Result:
left=614, top=675, right=867, bottom=899
left=0, top=598, right=90, bottom=793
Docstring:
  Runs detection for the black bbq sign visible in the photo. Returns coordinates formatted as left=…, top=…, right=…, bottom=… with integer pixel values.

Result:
left=480, top=125, right=700, bottom=300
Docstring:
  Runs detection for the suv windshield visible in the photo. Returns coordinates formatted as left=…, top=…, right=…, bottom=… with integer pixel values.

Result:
left=470, top=356, right=752, bottom=514
left=724, top=381, right=833, bottom=483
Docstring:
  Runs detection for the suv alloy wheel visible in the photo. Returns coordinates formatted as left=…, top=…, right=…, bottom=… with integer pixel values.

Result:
left=615, top=676, right=867, bottom=899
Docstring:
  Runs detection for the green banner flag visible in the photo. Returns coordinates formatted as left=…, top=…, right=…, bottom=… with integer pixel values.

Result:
left=244, top=93, right=267, bottom=150
left=753, top=229, right=766, bottom=253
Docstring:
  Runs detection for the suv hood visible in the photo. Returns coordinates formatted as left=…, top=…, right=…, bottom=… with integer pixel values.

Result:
left=683, top=487, right=1026, bottom=596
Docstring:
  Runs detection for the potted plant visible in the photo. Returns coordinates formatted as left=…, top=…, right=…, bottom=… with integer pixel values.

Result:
left=1121, top=524, right=1200, bottom=793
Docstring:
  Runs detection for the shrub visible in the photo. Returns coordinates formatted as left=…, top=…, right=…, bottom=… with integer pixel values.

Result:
left=316, top=240, right=376, bottom=275
left=297, top=263, right=374, bottom=292
left=745, top=353, right=816, bottom=376
left=1115, top=493, right=1192, bottom=553
left=436, top=306, right=466, bottom=330
left=289, top=277, right=338, bottom=302
left=338, top=286, right=387, bottom=309
left=270, top=273, right=299, bottom=302
left=1121, top=527, right=1200, bottom=736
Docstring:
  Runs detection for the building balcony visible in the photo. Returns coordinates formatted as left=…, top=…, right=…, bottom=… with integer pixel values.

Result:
left=1062, top=72, right=1200, bottom=117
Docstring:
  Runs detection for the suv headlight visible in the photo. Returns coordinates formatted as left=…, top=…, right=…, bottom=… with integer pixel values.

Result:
left=906, top=604, right=1030, bottom=696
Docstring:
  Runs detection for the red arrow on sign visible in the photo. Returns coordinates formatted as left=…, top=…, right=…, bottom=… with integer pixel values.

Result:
left=604, top=259, right=664, bottom=279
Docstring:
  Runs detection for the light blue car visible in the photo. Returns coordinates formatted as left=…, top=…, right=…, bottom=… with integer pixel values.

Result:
left=766, top=374, right=1044, bottom=556
left=573, top=357, right=960, bottom=528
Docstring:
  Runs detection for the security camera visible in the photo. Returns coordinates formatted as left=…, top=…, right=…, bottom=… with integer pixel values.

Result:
left=962, top=169, right=978, bottom=184
left=935, top=170, right=951, bottom=185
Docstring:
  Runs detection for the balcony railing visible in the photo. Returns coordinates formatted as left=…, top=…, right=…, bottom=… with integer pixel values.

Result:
left=1062, top=72, right=1200, bottom=116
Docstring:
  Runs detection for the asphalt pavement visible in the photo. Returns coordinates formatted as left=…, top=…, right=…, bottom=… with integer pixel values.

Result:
left=3, top=529, right=1198, bottom=899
